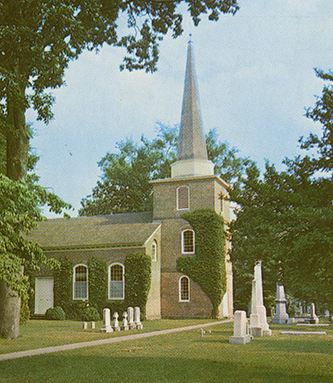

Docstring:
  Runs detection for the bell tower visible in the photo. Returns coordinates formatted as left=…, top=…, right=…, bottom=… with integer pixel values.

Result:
left=151, top=39, right=233, bottom=318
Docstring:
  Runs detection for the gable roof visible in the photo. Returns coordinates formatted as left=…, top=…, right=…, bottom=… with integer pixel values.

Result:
left=28, top=212, right=160, bottom=250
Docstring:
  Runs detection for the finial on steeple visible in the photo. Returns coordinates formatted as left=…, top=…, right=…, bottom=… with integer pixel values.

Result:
left=189, top=33, right=192, bottom=42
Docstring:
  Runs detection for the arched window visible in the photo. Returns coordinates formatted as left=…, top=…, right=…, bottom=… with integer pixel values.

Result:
left=179, top=276, right=190, bottom=302
left=182, top=229, right=195, bottom=254
left=108, top=263, right=125, bottom=300
left=152, top=240, right=158, bottom=262
left=73, top=264, right=88, bottom=300
left=177, top=186, right=190, bottom=210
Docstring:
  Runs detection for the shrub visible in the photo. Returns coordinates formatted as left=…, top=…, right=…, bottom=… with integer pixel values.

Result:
left=79, top=306, right=100, bottom=321
left=45, top=306, right=66, bottom=320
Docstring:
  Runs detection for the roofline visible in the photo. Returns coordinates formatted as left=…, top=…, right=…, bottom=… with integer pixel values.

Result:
left=144, top=224, right=161, bottom=246
left=42, top=243, right=147, bottom=253
left=150, top=174, right=231, bottom=190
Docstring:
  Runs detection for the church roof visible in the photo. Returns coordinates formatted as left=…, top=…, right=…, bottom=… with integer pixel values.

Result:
left=28, top=212, right=160, bottom=250
left=177, top=39, right=208, bottom=162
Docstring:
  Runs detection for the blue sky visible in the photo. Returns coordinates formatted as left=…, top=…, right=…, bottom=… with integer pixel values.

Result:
left=27, top=0, right=333, bottom=217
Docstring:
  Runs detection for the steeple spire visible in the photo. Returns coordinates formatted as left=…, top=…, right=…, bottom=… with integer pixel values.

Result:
left=171, top=39, right=214, bottom=178
left=177, top=39, right=208, bottom=161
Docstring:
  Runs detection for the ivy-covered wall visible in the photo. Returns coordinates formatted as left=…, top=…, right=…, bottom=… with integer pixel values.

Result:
left=177, top=209, right=226, bottom=318
left=124, top=252, right=151, bottom=316
left=51, top=253, right=151, bottom=320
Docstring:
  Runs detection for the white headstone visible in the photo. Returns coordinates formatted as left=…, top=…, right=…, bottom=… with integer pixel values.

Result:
left=100, top=308, right=113, bottom=333
left=229, top=311, right=251, bottom=344
left=127, top=307, right=136, bottom=330
left=134, top=307, right=143, bottom=330
left=272, top=283, right=290, bottom=324
left=91, top=321, right=95, bottom=329
left=249, top=261, right=271, bottom=336
left=121, top=311, right=129, bottom=331
left=310, top=303, right=319, bottom=324
left=83, top=322, right=88, bottom=330
left=112, top=312, right=120, bottom=331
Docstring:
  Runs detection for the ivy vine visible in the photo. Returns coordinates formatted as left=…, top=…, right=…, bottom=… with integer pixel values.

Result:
left=124, top=252, right=151, bottom=317
left=177, top=209, right=226, bottom=318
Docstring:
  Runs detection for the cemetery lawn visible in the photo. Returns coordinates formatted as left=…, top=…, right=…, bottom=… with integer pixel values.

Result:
left=1, top=320, right=333, bottom=382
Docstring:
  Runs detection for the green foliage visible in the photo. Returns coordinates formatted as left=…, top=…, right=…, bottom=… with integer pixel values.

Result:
left=177, top=209, right=226, bottom=318
left=79, top=125, right=178, bottom=215
left=20, top=288, right=30, bottom=325
left=87, top=257, right=107, bottom=314
left=53, top=257, right=73, bottom=314
left=45, top=306, right=66, bottom=321
left=125, top=252, right=152, bottom=317
left=66, top=302, right=100, bottom=321
left=79, top=306, right=100, bottom=322
left=0, top=175, right=66, bottom=293
left=302, top=69, right=333, bottom=172
left=53, top=254, right=151, bottom=319
left=230, top=160, right=333, bottom=311
left=79, top=125, right=250, bottom=216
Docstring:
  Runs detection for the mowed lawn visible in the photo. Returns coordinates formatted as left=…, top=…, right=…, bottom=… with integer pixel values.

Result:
left=1, top=319, right=333, bottom=382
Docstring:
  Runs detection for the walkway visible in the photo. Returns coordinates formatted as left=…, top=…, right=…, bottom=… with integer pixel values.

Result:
left=0, top=320, right=232, bottom=361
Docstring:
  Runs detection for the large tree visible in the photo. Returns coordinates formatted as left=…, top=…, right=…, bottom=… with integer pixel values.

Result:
left=79, top=125, right=250, bottom=216
left=230, top=70, right=333, bottom=313
left=0, top=0, right=239, bottom=182
left=0, top=0, right=239, bottom=338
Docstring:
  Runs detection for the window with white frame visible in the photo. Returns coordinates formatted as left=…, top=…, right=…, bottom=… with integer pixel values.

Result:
left=73, top=264, right=88, bottom=300
left=152, top=240, right=158, bottom=261
left=108, top=263, right=125, bottom=300
left=181, top=229, right=195, bottom=254
left=177, top=185, right=190, bottom=210
left=179, top=276, right=190, bottom=302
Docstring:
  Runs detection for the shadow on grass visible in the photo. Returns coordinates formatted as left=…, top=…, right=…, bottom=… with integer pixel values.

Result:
left=0, top=353, right=332, bottom=383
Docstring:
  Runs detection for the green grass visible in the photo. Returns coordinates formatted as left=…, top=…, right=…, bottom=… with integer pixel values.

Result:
left=1, top=320, right=333, bottom=382
left=0, top=318, right=219, bottom=354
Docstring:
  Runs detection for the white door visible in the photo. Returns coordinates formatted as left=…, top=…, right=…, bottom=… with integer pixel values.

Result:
left=35, top=277, right=54, bottom=315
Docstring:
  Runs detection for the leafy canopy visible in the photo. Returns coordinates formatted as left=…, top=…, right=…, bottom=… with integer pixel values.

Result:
left=230, top=69, right=333, bottom=311
left=79, top=124, right=250, bottom=216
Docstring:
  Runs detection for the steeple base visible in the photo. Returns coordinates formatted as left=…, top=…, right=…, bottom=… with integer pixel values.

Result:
left=171, top=159, right=214, bottom=178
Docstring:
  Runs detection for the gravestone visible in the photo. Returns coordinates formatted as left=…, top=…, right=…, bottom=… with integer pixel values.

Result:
left=100, top=308, right=113, bottom=333
left=127, top=307, right=136, bottom=330
left=134, top=307, right=143, bottom=330
left=272, top=283, right=289, bottom=324
left=310, top=303, right=319, bottom=324
left=229, top=310, right=251, bottom=344
left=83, top=322, right=88, bottom=330
left=112, top=312, right=120, bottom=331
left=249, top=261, right=271, bottom=336
left=121, top=311, right=129, bottom=331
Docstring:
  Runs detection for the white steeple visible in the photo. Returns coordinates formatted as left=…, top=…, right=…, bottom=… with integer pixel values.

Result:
left=171, top=39, right=214, bottom=178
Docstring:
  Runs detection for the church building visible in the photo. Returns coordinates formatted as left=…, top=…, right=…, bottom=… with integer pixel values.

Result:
left=29, top=40, right=233, bottom=319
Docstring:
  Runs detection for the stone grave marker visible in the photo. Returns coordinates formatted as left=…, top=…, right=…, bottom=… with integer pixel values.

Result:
left=127, top=307, right=136, bottom=330
left=134, top=307, right=143, bottom=330
left=229, top=310, right=251, bottom=344
left=112, top=312, right=120, bottom=331
left=272, top=283, right=289, bottom=324
left=249, top=261, right=271, bottom=337
left=100, top=308, right=113, bottom=333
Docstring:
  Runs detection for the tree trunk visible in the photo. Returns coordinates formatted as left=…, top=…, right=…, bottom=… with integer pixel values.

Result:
left=6, top=89, right=29, bottom=181
left=2, top=83, right=29, bottom=338
left=0, top=281, right=21, bottom=339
